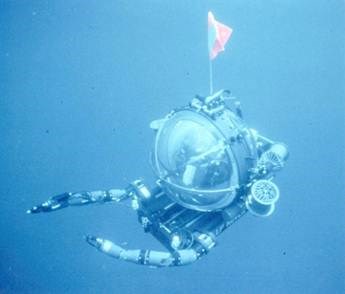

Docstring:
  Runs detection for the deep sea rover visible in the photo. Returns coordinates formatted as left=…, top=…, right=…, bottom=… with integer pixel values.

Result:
left=28, top=12, right=288, bottom=267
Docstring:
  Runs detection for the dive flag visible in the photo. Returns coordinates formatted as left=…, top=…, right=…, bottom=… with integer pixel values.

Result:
left=208, top=11, right=233, bottom=60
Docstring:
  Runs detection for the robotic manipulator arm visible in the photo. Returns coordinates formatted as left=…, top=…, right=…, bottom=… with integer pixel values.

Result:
left=26, top=188, right=128, bottom=214
left=27, top=180, right=218, bottom=267
left=84, top=235, right=201, bottom=268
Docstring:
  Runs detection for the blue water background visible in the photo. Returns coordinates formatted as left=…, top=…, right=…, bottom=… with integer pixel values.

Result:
left=1, top=1, right=344, bottom=293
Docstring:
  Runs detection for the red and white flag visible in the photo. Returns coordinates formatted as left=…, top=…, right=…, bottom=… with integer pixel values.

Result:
left=208, top=11, right=233, bottom=60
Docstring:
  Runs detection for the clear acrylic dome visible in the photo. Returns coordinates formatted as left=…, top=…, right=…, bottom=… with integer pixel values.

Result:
left=153, top=110, right=239, bottom=211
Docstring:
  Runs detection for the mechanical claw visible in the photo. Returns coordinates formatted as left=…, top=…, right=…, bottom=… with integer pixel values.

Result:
left=85, top=235, right=103, bottom=250
left=26, top=205, right=42, bottom=214
left=26, top=193, right=71, bottom=214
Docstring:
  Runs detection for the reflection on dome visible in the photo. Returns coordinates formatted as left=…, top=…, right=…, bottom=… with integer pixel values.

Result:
left=154, top=110, right=239, bottom=211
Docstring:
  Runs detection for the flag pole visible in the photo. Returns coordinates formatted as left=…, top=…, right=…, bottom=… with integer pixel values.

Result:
left=207, top=11, right=232, bottom=96
left=209, top=58, right=213, bottom=95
